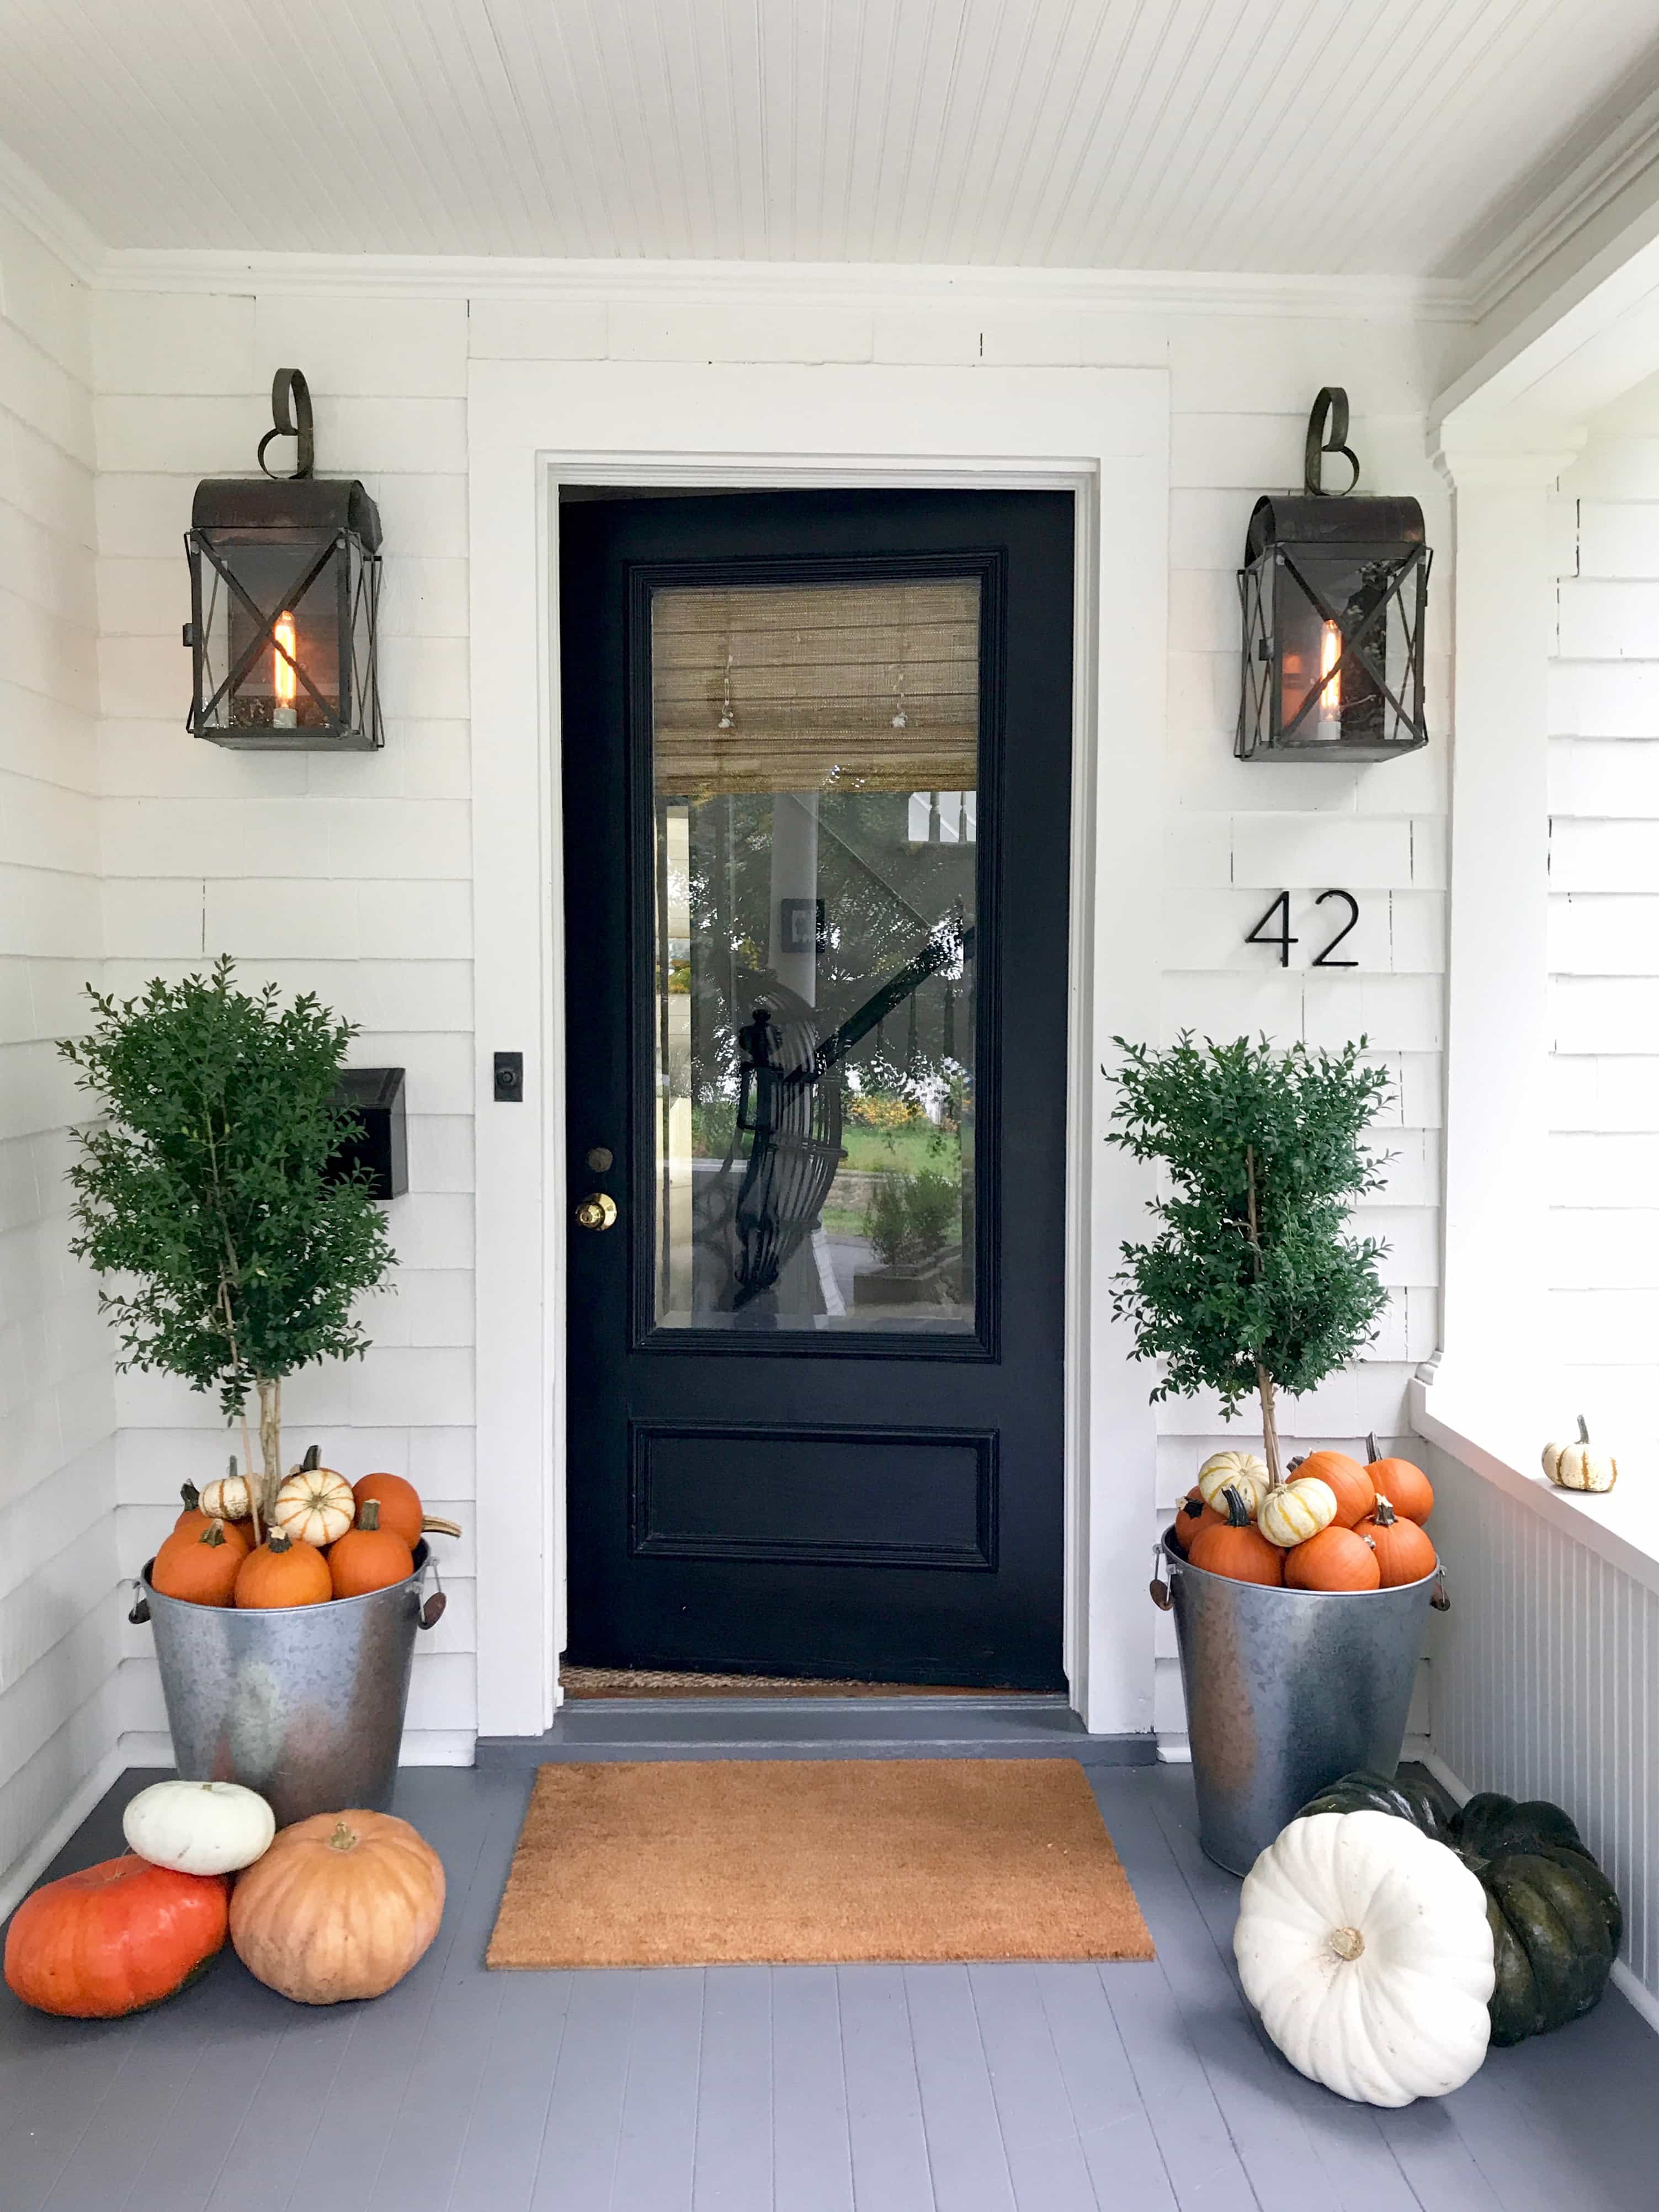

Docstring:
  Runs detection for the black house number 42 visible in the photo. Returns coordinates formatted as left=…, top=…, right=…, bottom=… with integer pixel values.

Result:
left=1246, top=889, right=1360, bottom=969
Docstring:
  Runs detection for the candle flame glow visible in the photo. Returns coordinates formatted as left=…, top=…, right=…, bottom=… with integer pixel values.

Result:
left=273, top=612, right=297, bottom=709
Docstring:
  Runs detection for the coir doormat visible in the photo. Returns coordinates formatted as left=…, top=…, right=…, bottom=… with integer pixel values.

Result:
left=486, top=1757, right=1155, bottom=1969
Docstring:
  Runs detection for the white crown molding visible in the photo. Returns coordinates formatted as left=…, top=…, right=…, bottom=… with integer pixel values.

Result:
left=0, top=134, right=104, bottom=284
left=89, top=247, right=1474, bottom=323
left=1463, top=82, right=1659, bottom=329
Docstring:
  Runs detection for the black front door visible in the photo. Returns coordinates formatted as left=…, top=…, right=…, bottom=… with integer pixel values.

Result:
left=561, top=488, right=1073, bottom=1688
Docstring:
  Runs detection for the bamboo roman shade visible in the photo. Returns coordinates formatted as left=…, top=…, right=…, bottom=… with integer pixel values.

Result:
left=651, top=578, right=980, bottom=795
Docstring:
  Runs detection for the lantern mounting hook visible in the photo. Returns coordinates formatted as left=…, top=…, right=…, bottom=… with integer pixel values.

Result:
left=1304, top=386, right=1359, bottom=498
left=257, top=367, right=315, bottom=481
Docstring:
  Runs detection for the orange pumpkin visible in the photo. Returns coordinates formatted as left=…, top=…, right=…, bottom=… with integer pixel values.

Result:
left=1357, top=1495, right=1438, bottom=1587
left=1365, top=1434, right=1434, bottom=1522
left=171, top=1484, right=251, bottom=1556
left=151, top=1520, right=245, bottom=1607
left=1293, top=1450, right=1374, bottom=1529
left=1187, top=1486, right=1284, bottom=1587
left=3, top=1854, right=228, bottom=2017
left=328, top=1501, right=415, bottom=1600
left=352, top=1471, right=423, bottom=1551
left=234, top=1529, right=332, bottom=1610
left=1285, top=1525, right=1380, bottom=1592
left=229, top=1811, right=445, bottom=2004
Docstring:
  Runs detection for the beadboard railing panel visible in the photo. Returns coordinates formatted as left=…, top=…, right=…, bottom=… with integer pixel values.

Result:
left=1427, top=1441, right=1658, bottom=2019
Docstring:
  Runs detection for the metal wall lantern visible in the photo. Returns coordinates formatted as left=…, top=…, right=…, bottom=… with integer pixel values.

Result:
left=1237, top=389, right=1430, bottom=763
left=185, top=369, right=384, bottom=751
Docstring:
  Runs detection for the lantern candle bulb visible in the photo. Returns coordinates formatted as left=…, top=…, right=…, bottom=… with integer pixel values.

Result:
left=1316, top=619, right=1341, bottom=741
left=273, top=610, right=297, bottom=729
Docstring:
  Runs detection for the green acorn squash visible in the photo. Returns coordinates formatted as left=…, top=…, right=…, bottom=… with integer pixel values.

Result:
left=1296, top=1767, right=1458, bottom=1842
left=1457, top=1790, right=1585, bottom=1862
left=1481, top=1851, right=1615, bottom=2044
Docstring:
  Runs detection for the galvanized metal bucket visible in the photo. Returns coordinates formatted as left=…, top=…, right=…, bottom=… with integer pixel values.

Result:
left=135, top=1542, right=442, bottom=1828
left=1153, top=1530, right=1445, bottom=1875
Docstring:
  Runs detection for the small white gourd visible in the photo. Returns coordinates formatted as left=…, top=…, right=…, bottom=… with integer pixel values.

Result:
left=273, top=1445, right=355, bottom=1547
left=200, top=1456, right=251, bottom=1522
left=123, top=1779, right=275, bottom=1876
left=1235, top=1810, right=1494, bottom=2107
left=1196, top=1450, right=1269, bottom=1518
left=1541, top=1415, right=1617, bottom=1494
left=1257, top=1475, right=1338, bottom=1549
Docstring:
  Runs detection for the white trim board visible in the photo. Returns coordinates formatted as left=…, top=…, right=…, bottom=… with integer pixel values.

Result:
left=0, top=1748, right=126, bottom=1926
left=467, top=359, right=1169, bottom=1741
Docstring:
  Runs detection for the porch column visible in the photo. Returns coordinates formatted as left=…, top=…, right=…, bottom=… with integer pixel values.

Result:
left=1432, top=422, right=1583, bottom=1410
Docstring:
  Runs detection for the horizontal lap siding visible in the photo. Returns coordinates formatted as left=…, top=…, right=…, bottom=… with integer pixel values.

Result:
left=0, top=210, right=118, bottom=1889
left=93, top=289, right=476, bottom=1759
left=91, top=285, right=1455, bottom=1756
left=1548, top=430, right=1659, bottom=1429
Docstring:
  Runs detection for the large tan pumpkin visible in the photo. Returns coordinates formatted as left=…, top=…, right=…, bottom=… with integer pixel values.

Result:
left=228, top=1811, right=444, bottom=2003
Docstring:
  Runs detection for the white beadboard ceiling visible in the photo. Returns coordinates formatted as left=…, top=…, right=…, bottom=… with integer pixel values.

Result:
left=4, top=0, right=1659, bottom=281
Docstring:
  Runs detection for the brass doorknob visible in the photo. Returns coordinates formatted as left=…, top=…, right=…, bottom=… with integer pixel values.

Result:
left=575, top=1192, right=618, bottom=1232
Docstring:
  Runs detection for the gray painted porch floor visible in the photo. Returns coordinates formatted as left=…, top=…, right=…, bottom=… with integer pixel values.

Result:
left=4, top=1751, right=1656, bottom=2212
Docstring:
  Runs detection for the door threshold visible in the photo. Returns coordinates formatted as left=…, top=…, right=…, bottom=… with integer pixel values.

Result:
left=477, top=1695, right=1157, bottom=1768
left=560, top=1667, right=1058, bottom=1703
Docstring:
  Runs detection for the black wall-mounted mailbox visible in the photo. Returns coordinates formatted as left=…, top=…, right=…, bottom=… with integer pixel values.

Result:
left=326, top=1067, right=407, bottom=1199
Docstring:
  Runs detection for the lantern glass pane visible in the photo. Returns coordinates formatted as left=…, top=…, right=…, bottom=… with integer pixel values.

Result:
left=1268, top=547, right=1421, bottom=752
left=211, top=536, right=344, bottom=731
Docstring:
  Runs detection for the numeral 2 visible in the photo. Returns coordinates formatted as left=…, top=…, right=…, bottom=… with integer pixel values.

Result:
left=1311, top=889, right=1360, bottom=968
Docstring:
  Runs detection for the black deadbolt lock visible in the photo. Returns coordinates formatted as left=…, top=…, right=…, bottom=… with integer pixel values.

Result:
left=493, top=1051, right=523, bottom=1102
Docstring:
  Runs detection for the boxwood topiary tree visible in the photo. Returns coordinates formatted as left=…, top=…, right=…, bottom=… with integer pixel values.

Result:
left=1106, top=1032, right=1391, bottom=1483
left=60, top=956, right=394, bottom=1537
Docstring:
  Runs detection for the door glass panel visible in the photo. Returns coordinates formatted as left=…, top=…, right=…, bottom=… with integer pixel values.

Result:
left=650, top=577, right=981, bottom=1334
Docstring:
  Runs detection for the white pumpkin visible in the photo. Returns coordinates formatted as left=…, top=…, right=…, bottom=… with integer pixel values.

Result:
left=1235, top=1811, right=1493, bottom=2107
left=273, top=1460, right=354, bottom=1546
left=1196, top=1450, right=1269, bottom=1517
left=1542, top=1415, right=1617, bottom=1495
left=122, top=1778, right=275, bottom=1876
left=1257, top=1475, right=1338, bottom=1549
left=201, top=1461, right=251, bottom=1522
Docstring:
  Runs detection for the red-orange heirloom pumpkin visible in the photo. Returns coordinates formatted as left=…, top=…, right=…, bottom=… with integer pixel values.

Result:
left=352, top=1471, right=424, bottom=1552
left=3, top=1855, right=228, bottom=2017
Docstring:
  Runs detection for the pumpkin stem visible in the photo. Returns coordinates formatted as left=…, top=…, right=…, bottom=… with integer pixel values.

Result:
left=1219, top=1484, right=1254, bottom=1529
left=302, top=1443, right=321, bottom=1472
left=1366, top=1432, right=1379, bottom=1464
left=358, top=1500, right=381, bottom=1532
left=199, top=1521, right=227, bottom=1549
left=1372, top=1495, right=1397, bottom=1526
left=268, top=1529, right=294, bottom=1554
left=1576, top=1413, right=1589, bottom=1445
left=327, top=1820, right=359, bottom=1852
left=1328, top=1926, right=1365, bottom=1963
left=180, top=1481, right=200, bottom=1513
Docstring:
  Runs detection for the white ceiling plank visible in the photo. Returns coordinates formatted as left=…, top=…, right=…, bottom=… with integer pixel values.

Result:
left=2, top=0, right=1659, bottom=290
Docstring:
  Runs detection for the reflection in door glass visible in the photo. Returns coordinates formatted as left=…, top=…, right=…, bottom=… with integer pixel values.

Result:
left=651, top=578, right=980, bottom=1333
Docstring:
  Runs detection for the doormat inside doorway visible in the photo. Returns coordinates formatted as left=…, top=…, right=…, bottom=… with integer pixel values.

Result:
left=559, top=1665, right=1011, bottom=1699
left=486, top=1758, right=1155, bottom=1968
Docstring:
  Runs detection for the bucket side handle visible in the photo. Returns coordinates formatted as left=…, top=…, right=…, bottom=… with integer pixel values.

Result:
left=127, top=1572, right=151, bottom=1625
left=419, top=1550, right=446, bottom=1630
left=1431, top=1563, right=1450, bottom=1612
left=1150, top=1543, right=1177, bottom=1612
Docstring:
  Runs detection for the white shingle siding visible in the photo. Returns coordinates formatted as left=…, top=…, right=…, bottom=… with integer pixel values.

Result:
left=0, top=209, right=118, bottom=1884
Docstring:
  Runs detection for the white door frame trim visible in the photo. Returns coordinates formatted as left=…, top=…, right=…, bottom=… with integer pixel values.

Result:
left=469, top=360, right=1167, bottom=1738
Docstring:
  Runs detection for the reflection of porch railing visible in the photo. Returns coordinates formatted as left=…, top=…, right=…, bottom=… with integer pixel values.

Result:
left=710, top=913, right=972, bottom=1310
